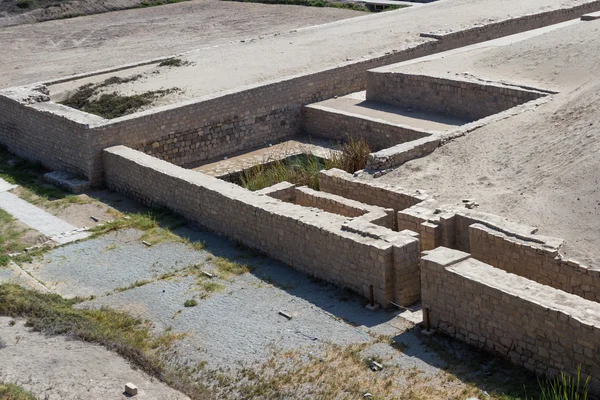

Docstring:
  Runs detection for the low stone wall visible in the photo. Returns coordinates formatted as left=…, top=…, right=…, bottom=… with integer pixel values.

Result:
left=367, top=136, right=441, bottom=170
left=421, top=247, right=600, bottom=395
left=319, top=169, right=427, bottom=216
left=302, top=104, right=431, bottom=151
left=366, top=73, right=547, bottom=121
left=103, top=146, right=421, bottom=306
left=0, top=90, right=95, bottom=179
left=469, top=223, right=600, bottom=302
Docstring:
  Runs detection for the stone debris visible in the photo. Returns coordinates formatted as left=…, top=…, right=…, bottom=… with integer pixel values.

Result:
left=125, top=382, right=138, bottom=396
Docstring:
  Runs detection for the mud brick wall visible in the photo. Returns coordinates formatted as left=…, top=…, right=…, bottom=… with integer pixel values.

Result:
left=319, top=169, right=426, bottom=215
left=302, top=104, right=431, bottom=151
left=103, top=146, right=421, bottom=306
left=421, top=247, right=600, bottom=395
left=469, top=223, right=600, bottom=302
left=366, top=72, right=547, bottom=121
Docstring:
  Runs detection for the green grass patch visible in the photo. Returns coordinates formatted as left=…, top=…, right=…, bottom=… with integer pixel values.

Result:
left=60, top=76, right=180, bottom=119
left=183, top=299, right=198, bottom=307
left=237, top=137, right=371, bottom=191
left=0, top=382, right=37, bottom=400
left=0, top=209, right=33, bottom=267
left=534, top=366, right=590, bottom=400
left=239, top=154, right=326, bottom=191
left=15, top=0, right=35, bottom=9
left=199, top=280, right=225, bottom=295
left=0, top=147, right=88, bottom=209
left=213, top=257, right=251, bottom=278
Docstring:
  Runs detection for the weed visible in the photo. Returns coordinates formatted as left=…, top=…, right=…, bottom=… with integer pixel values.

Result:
left=199, top=280, right=225, bottom=295
left=184, top=299, right=198, bottom=307
left=325, top=136, right=372, bottom=173
left=60, top=75, right=180, bottom=119
left=534, top=366, right=590, bottom=400
left=239, top=154, right=325, bottom=191
left=16, top=0, right=34, bottom=9
left=0, top=382, right=37, bottom=400
left=114, top=279, right=152, bottom=293
left=213, top=257, right=250, bottom=278
left=158, top=58, right=191, bottom=67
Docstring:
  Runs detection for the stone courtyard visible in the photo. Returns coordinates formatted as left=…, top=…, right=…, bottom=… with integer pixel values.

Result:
left=1, top=0, right=600, bottom=398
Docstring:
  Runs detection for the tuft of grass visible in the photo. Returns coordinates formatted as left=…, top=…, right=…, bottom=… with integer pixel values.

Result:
left=239, top=154, right=325, bottom=191
left=16, top=0, right=34, bottom=9
left=0, top=209, right=31, bottom=267
left=0, top=382, right=37, bottom=400
left=183, top=299, right=198, bottom=307
left=89, top=212, right=158, bottom=236
left=325, top=136, right=371, bottom=173
left=158, top=58, right=191, bottom=67
left=115, top=279, right=152, bottom=293
left=533, top=366, right=590, bottom=400
left=213, top=257, right=250, bottom=278
left=199, top=280, right=225, bottom=294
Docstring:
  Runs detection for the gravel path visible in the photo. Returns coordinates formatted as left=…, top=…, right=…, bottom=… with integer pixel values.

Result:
left=21, top=229, right=206, bottom=298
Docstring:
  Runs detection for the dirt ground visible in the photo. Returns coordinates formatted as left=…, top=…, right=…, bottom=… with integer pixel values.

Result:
left=0, top=317, right=190, bottom=400
left=0, top=0, right=362, bottom=88
left=373, top=19, right=600, bottom=267
left=40, top=0, right=600, bottom=108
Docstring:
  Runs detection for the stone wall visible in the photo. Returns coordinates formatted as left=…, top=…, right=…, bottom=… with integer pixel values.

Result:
left=469, top=223, right=600, bottom=302
left=421, top=247, right=600, bottom=395
left=103, top=146, right=421, bottom=306
left=0, top=91, right=94, bottom=179
left=302, top=104, right=431, bottom=151
left=366, top=73, right=547, bottom=121
left=319, top=169, right=427, bottom=216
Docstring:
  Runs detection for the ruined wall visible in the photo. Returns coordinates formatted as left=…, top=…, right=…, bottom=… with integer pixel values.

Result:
left=302, top=104, right=431, bottom=151
left=103, top=146, right=421, bottom=306
left=366, top=73, right=547, bottom=121
left=0, top=94, right=93, bottom=179
left=469, top=223, right=600, bottom=302
left=319, top=169, right=426, bottom=214
left=421, top=247, right=600, bottom=395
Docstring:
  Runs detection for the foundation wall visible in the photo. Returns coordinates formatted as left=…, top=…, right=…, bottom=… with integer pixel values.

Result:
left=319, top=168, right=426, bottom=214
left=103, top=146, right=421, bottom=306
left=0, top=95, right=92, bottom=179
left=469, top=223, right=600, bottom=302
left=421, top=247, right=600, bottom=395
left=366, top=73, right=547, bottom=121
left=302, top=104, right=431, bottom=151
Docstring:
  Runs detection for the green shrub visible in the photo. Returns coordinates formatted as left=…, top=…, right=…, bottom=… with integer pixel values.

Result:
left=183, top=299, right=198, bottom=307
left=16, top=0, right=34, bottom=9
left=534, top=367, right=590, bottom=400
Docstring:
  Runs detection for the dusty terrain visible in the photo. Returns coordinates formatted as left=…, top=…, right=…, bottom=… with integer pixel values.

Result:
left=0, top=318, right=189, bottom=400
left=374, top=19, right=600, bottom=267
left=8, top=0, right=598, bottom=102
left=0, top=0, right=362, bottom=88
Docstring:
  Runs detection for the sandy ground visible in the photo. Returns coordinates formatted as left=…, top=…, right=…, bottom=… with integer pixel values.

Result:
left=0, top=317, right=189, bottom=400
left=40, top=0, right=600, bottom=109
left=0, top=0, right=362, bottom=88
left=373, top=20, right=600, bottom=267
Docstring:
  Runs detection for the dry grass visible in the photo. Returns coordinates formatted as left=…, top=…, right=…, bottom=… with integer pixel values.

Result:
left=0, top=383, right=37, bottom=400
left=326, top=136, right=371, bottom=173
left=232, top=343, right=485, bottom=400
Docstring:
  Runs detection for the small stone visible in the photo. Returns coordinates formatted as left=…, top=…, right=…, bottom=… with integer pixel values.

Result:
left=125, top=383, right=138, bottom=396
